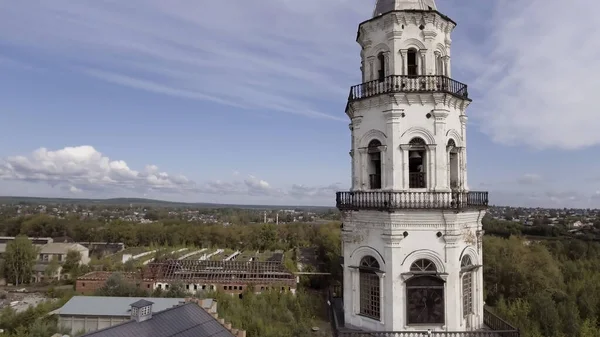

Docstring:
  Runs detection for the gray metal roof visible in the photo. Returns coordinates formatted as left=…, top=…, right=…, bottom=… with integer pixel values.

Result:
left=373, top=0, right=437, bottom=17
left=58, top=296, right=185, bottom=317
left=81, top=302, right=236, bottom=337
left=130, top=299, right=154, bottom=308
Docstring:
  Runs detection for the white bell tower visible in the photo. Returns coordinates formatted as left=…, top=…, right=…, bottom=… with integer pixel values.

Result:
left=336, top=0, right=489, bottom=333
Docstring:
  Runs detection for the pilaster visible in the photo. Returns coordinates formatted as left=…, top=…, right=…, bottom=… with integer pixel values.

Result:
left=383, top=109, right=404, bottom=190
left=459, top=115, right=469, bottom=190
left=431, top=109, right=449, bottom=190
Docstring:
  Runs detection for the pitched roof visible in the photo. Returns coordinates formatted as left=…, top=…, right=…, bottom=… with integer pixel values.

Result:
left=81, top=302, right=236, bottom=337
left=130, top=299, right=154, bottom=308
left=58, top=296, right=185, bottom=317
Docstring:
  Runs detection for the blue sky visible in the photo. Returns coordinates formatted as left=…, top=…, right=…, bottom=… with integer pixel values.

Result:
left=0, top=0, right=598, bottom=208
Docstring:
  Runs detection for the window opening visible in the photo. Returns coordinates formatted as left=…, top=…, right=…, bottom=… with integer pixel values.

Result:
left=407, top=259, right=444, bottom=325
left=407, top=49, right=418, bottom=76
left=368, top=140, right=382, bottom=189
left=359, top=256, right=381, bottom=320
left=408, top=138, right=426, bottom=188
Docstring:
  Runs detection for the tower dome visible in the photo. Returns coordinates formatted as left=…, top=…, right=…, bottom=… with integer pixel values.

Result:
left=373, top=0, right=437, bottom=17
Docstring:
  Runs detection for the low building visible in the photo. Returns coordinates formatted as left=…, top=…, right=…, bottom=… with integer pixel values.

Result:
left=32, top=242, right=91, bottom=283
left=37, top=242, right=91, bottom=265
left=79, top=299, right=245, bottom=337
left=55, top=296, right=187, bottom=335
left=75, top=272, right=145, bottom=295
left=76, top=259, right=298, bottom=297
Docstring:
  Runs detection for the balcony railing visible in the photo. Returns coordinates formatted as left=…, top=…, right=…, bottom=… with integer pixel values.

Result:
left=336, top=191, right=488, bottom=211
left=349, top=75, right=469, bottom=102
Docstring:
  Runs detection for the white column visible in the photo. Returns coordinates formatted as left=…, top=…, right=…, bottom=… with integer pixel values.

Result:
left=379, top=145, right=387, bottom=190
left=358, top=148, right=369, bottom=190
left=367, top=56, right=375, bottom=81
left=384, top=109, right=403, bottom=190
left=443, top=55, right=451, bottom=78
left=427, top=145, right=436, bottom=190
left=416, top=52, right=422, bottom=75
left=460, top=115, right=469, bottom=190
left=383, top=51, right=391, bottom=77
left=419, top=50, right=427, bottom=76
left=400, top=145, right=411, bottom=190
left=400, top=50, right=407, bottom=75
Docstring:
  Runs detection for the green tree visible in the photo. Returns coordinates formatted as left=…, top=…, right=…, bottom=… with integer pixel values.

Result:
left=4, top=235, right=38, bottom=285
left=44, top=258, right=60, bottom=281
left=62, top=250, right=82, bottom=275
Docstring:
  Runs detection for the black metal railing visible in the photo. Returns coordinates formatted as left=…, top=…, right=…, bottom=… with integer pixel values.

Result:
left=349, top=75, right=469, bottom=102
left=369, top=174, right=382, bottom=189
left=336, top=330, right=518, bottom=337
left=484, top=307, right=519, bottom=336
left=409, top=172, right=426, bottom=188
left=336, top=191, right=488, bottom=211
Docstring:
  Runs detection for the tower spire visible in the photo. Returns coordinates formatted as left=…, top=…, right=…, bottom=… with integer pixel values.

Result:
left=373, top=0, right=437, bottom=17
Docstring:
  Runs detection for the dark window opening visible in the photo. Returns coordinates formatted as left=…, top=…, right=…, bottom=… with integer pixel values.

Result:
left=407, top=259, right=444, bottom=325
left=377, top=53, right=385, bottom=82
left=359, top=256, right=381, bottom=320
left=407, top=49, right=418, bottom=76
left=368, top=140, right=382, bottom=189
left=408, top=137, right=426, bottom=188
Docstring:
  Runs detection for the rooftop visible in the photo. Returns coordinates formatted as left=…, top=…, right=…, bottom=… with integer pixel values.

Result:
left=57, top=296, right=185, bottom=317
left=81, top=302, right=237, bottom=337
left=373, top=0, right=437, bottom=17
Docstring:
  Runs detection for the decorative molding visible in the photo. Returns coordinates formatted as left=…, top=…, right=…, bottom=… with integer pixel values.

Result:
left=430, top=109, right=450, bottom=121
left=383, top=109, right=405, bottom=122
left=386, top=30, right=403, bottom=40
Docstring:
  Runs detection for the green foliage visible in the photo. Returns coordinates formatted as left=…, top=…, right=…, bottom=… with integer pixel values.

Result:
left=485, top=235, right=600, bottom=337
left=0, top=294, right=72, bottom=337
left=4, top=235, right=38, bottom=285
left=200, top=290, right=326, bottom=337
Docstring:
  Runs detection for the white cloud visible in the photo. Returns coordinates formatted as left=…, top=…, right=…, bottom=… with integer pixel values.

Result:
left=0, top=146, right=194, bottom=193
left=470, top=0, right=600, bottom=150
left=0, top=146, right=337, bottom=201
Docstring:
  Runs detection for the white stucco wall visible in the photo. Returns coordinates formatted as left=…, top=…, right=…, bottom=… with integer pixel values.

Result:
left=341, top=209, right=485, bottom=332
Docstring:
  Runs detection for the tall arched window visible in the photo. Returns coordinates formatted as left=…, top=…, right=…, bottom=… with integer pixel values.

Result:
left=377, top=52, right=386, bottom=82
left=461, top=255, right=474, bottom=317
left=368, top=140, right=382, bottom=189
left=407, top=49, right=418, bottom=76
left=447, top=139, right=458, bottom=189
left=359, top=256, right=381, bottom=320
left=408, top=137, right=426, bottom=188
left=406, top=259, right=444, bottom=325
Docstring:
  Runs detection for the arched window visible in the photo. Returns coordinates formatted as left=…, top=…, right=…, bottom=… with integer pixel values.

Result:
left=367, top=140, right=382, bottom=189
left=406, top=259, right=444, bottom=325
left=408, top=137, right=426, bottom=188
left=447, top=139, right=459, bottom=189
left=461, top=255, right=473, bottom=317
left=407, top=49, right=418, bottom=76
left=377, top=52, right=386, bottom=82
left=359, top=256, right=381, bottom=320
